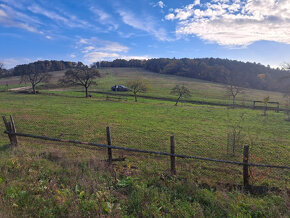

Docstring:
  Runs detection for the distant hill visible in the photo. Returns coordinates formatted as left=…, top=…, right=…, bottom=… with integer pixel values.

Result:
left=12, top=60, right=80, bottom=76
left=92, top=58, right=290, bottom=92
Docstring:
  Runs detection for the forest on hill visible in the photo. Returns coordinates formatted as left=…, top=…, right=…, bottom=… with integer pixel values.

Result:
left=0, top=60, right=77, bottom=78
left=12, top=60, right=77, bottom=76
left=92, top=58, right=290, bottom=92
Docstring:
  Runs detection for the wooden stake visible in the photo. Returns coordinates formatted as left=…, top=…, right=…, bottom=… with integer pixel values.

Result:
left=170, top=135, right=176, bottom=175
left=2, top=116, right=13, bottom=146
left=9, top=115, right=18, bottom=147
left=106, top=126, right=112, bottom=165
left=243, top=145, right=250, bottom=190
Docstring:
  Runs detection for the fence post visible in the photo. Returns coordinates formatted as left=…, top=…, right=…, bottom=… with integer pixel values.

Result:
left=170, top=135, right=176, bottom=175
left=243, top=145, right=250, bottom=190
left=2, top=115, right=18, bottom=147
left=9, top=115, right=18, bottom=147
left=106, top=126, right=112, bottom=165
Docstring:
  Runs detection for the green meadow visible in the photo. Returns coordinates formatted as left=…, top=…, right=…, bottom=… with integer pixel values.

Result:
left=0, top=68, right=289, bottom=217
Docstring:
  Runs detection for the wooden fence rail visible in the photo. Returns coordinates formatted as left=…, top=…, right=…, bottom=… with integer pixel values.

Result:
left=2, top=115, right=290, bottom=191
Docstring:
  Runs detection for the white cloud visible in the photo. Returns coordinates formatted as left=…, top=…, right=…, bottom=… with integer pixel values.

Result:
left=76, top=37, right=150, bottom=63
left=151, top=1, right=166, bottom=9
left=84, top=52, right=120, bottom=63
left=0, top=3, right=43, bottom=34
left=166, top=0, right=290, bottom=46
left=118, top=9, right=171, bottom=41
left=28, top=4, right=91, bottom=29
left=1, top=57, right=31, bottom=69
left=0, top=1, right=95, bottom=38
left=78, top=38, right=129, bottom=53
left=158, top=1, right=165, bottom=8
left=120, top=55, right=151, bottom=60
left=165, top=13, right=175, bottom=20
left=90, top=7, right=118, bottom=30
left=77, top=37, right=131, bottom=63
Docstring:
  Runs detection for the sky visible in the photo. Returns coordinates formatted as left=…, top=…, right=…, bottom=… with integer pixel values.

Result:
left=0, top=0, right=290, bottom=69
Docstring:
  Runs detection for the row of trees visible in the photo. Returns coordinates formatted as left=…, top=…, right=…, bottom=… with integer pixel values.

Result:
left=93, top=58, right=290, bottom=92
left=13, top=61, right=191, bottom=106
left=13, top=62, right=100, bottom=97
left=13, top=60, right=76, bottom=76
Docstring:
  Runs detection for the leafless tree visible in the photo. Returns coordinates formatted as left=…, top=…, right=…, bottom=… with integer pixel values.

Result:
left=127, top=78, right=149, bottom=102
left=60, top=64, right=100, bottom=97
left=262, top=96, right=270, bottom=116
left=21, top=66, right=51, bottom=94
left=226, top=112, right=246, bottom=156
left=170, top=84, right=191, bottom=106
left=224, top=75, right=244, bottom=107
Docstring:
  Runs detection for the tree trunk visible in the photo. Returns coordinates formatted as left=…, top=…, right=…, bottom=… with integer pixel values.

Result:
left=134, top=92, right=137, bottom=102
left=32, top=84, right=36, bottom=94
left=85, top=86, right=88, bottom=98
left=232, top=95, right=236, bottom=106
left=264, top=104, right=267, bottom=116
left=175, top=95, right=181, bottom=106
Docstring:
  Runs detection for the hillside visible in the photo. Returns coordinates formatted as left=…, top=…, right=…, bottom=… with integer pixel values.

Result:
left=94, top=58, right=290, bottom=92
left=1, top=67, right=288, bottom=107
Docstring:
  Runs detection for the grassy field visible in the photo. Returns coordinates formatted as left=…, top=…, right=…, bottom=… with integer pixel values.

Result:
left=1, top=67, right=288, bottom=106
left=0, top=68, right=289, bottom=216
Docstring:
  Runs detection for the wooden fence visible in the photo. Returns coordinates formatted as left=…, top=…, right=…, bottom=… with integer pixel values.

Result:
left=2, top=115, right=290, bottom=191
left=252, top=101, right=280, bottom=112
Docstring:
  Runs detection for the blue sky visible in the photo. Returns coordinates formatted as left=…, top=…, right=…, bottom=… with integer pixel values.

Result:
left=0, top=0, right=290, bottom=68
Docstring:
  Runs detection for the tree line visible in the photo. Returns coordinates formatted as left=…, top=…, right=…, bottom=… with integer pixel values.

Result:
left=92, top=58, right=290, bottom=92
left=0, top=60, right=77, bottom=78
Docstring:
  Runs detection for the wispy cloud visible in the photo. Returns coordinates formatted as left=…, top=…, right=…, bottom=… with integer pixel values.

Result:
left=0, top=1, right=95, bottom=37
left=90, top=7, right=118, bottom=30
left=77, top=37, right=130, bottom=63
left=28, top=4, right=92, bottom=29
left=118, top=9, right=172, bottom=41
left=151, top=1, right=166, bottom=9
left=166, top=0, right=290, bottom=47
left=0, top=3, right=43, bottom=34
left=78, top=37, right=129, bottom=52
left=76, top=37, right=151, bottom=63
left=1, top=57, right=32, bottom=69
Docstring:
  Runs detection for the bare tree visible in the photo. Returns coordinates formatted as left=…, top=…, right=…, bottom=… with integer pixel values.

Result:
left=170, top=84, right=191, bottom=106
left=224, top=75, right=244, bottom=107
left=226, top=112, right=246, bottom=156
left=21, top=65, right=51, bottom=94
left=60, top=64, right=100, bottom=97
left=127, top=79, right=148, bottom=102
left=262, top=96, right=270, bottom=116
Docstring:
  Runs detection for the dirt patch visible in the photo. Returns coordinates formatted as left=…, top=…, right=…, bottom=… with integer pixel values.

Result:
left=9, top=86, right=31, bottom=91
